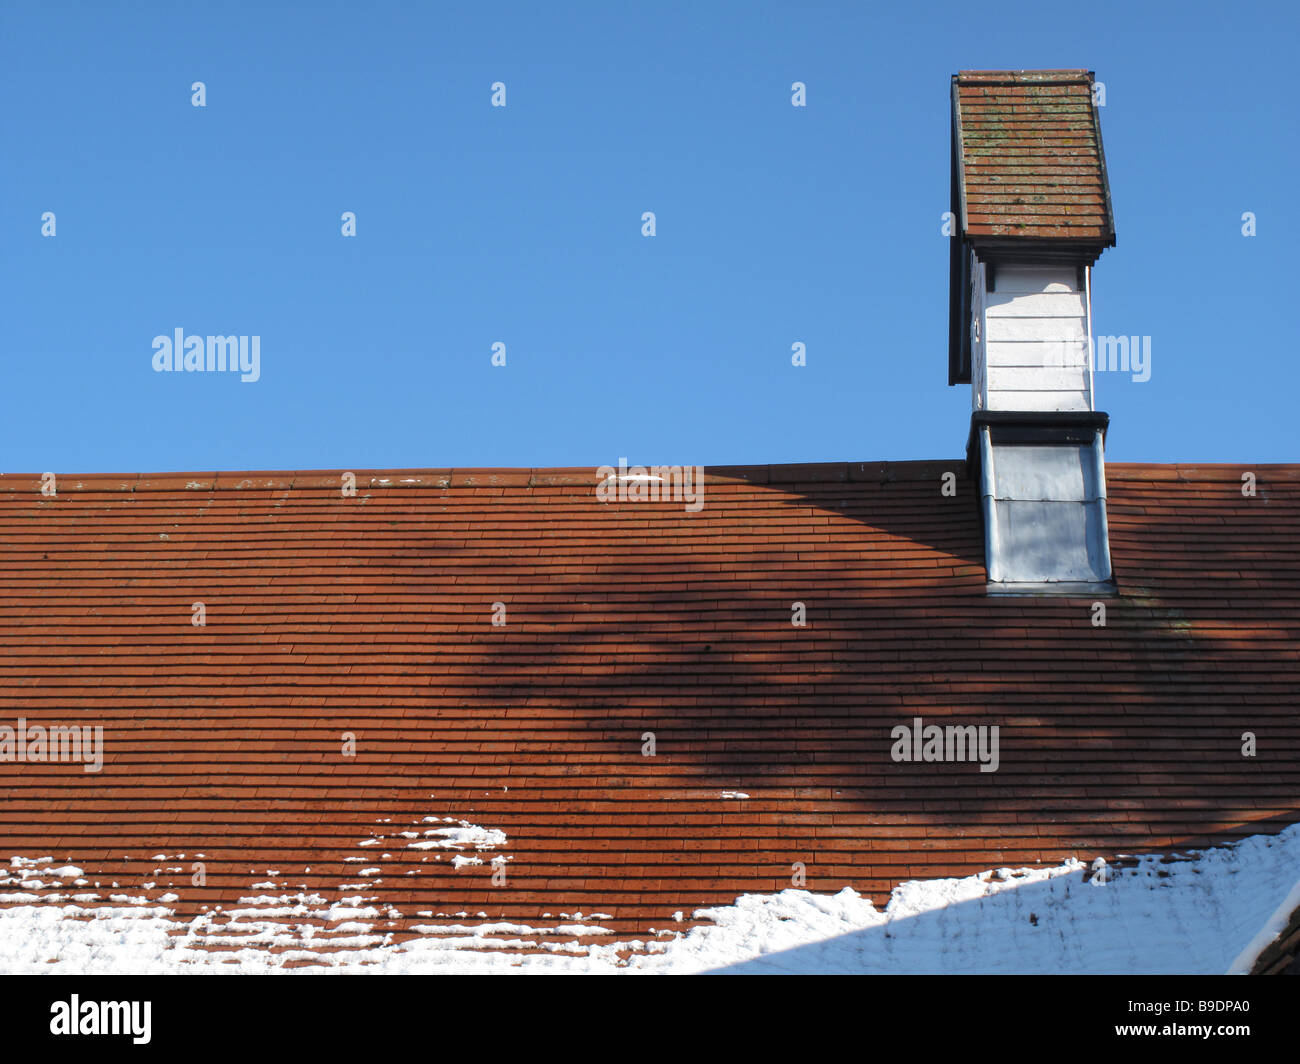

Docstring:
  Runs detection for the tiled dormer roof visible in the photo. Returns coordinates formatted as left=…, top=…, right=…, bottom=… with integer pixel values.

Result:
left=0, top=461, right=1297, bottom=964
left=953, top=69, right=1115, bottom=247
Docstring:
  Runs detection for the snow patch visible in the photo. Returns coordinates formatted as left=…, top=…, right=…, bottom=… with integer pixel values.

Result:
left=5, top=822, right=1294, bottom=973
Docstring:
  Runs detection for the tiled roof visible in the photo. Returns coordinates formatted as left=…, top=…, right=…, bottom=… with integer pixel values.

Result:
left=1, top=460, right=1297, bottom=959
left=953, top=69, right=1115, bottom=246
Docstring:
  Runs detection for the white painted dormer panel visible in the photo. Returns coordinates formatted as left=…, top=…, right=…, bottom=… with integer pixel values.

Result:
left=974, top=264, right=1092, bottom=413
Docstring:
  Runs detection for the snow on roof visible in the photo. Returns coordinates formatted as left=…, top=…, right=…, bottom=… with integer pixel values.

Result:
left=2, top=823, right=1297, bottom=973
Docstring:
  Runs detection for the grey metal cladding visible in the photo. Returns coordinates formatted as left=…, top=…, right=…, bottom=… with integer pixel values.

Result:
left=993, top=498, right=1109, bottom=583
left=991, top=444, right=1099, bottom=503
left=983, top=438, right=1112, bottom=586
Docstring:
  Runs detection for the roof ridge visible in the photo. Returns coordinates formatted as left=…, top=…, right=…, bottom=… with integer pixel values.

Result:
left=2, top=459, right=1298, bottom=495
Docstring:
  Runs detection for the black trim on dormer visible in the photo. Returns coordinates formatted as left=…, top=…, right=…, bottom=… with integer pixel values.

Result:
left=947, top=76, right=970, bottom=386
left=965, top=411, right=1110, bottom=472
left=1089, top=69, right=1118, bottom=250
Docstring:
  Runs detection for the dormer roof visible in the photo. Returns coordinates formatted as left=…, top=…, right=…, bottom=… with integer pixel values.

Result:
left=951, top=69, right=1115, bottom=251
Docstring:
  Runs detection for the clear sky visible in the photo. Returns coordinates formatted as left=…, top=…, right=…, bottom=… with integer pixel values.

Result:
left=4, top=0, right=1296, bottom=474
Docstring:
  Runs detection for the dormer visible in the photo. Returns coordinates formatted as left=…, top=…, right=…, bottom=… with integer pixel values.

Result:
left=947, top=70, right=1117, bottom=595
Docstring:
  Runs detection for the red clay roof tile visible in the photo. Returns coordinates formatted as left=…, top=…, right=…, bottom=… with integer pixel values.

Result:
left=0, top=460, right=1297, bottom=953
left=953, top=69, right=1115, bottom=246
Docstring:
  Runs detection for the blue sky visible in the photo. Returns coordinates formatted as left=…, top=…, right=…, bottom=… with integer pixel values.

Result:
left=3, top=0, right=1296, bottom=474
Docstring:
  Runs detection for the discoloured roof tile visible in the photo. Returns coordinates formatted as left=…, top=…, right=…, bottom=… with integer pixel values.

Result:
left=954, top=70, right=1115, bottom=245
